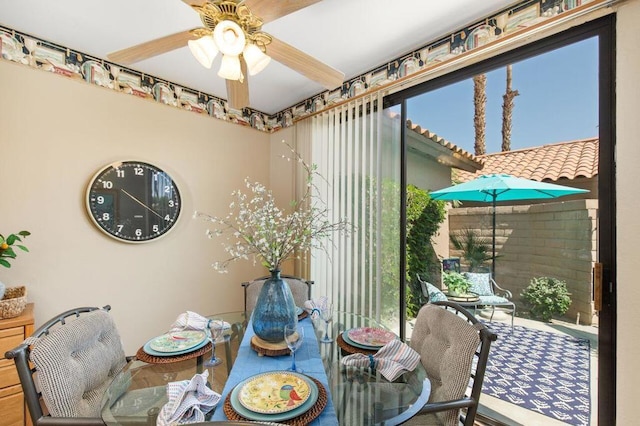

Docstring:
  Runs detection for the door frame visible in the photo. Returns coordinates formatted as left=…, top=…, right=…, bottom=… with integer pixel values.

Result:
left=385, top=15, right=616, bottom=424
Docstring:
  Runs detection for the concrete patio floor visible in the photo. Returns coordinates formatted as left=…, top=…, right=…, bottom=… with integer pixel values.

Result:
left=406, top=311, right=599, bottom=426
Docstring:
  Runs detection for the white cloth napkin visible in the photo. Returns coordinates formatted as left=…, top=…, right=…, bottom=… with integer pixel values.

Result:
left=169, top=311, right=230, bottom=333
left=341, top=339, right=421, bottom=382
left=156, top=370, right=221, bottom=426
left=304, top=296, right=329, bottom=319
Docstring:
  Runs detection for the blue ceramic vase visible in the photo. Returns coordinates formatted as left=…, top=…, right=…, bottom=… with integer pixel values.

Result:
left=252, top=269, right=297, bottom=343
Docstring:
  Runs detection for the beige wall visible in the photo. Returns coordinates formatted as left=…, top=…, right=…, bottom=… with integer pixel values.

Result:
left=0, top=60, right=273, bottom=354
left=615, top=2, right=640, bottom=423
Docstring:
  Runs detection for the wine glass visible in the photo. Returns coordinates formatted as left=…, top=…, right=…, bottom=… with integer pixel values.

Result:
left=284, top=323, right=304, bottom=372
left=319, top=302, right=333, bottom=343
left=204, top=318, right=224, bottom=367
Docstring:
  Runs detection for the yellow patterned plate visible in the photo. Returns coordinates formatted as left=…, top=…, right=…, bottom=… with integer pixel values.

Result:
left=238, top=371, right=311, bottom=414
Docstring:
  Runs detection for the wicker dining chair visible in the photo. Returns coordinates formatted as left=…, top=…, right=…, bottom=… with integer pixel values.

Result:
left=4, top=305, right=129, bottom=425
left=403, top=300, right=497, bottom=425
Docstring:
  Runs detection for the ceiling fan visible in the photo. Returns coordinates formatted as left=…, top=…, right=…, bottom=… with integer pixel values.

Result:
left=107, top=0, right=345, bottom=110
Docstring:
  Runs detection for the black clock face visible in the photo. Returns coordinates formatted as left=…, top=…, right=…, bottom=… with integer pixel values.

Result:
left=86, top=161, right=181, bottom=243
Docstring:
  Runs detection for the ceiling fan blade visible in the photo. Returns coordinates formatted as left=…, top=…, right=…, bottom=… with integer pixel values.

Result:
left=227, top=61, right=250, bottom=110
left=244, top=0, right=322, bottom=23
left=267, top=36, right=344, bottom=90
left=107, top=29, right=199, bottom=65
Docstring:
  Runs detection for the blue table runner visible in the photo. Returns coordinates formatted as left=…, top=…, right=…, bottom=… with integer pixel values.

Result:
left=210, top=316, right=338, bottom=425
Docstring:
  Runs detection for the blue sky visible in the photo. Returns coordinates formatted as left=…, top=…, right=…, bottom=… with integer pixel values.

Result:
left=407, top=37, right=598, bottom=155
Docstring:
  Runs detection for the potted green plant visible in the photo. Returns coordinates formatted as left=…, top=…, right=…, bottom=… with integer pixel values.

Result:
left=0, top=230, right=30, bottom=300
left=443, top=271, right=471, bottom=297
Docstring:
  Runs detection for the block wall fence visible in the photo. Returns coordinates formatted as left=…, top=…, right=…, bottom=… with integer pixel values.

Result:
left=447, top=199, right=598, bottom=325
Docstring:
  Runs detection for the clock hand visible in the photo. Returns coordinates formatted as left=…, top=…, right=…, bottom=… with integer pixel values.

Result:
left=120, top=189, right=164, bottom=220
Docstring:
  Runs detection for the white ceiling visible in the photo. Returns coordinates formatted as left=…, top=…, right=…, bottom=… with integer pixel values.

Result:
left=1, top=0, right=517, bottom=114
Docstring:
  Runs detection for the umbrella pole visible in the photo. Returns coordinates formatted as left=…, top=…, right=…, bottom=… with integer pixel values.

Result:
left=492, top=198, right=496, bottom=277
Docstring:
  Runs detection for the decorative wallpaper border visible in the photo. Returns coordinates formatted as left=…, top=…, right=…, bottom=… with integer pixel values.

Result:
left=0, top=0, right=595, bottom=133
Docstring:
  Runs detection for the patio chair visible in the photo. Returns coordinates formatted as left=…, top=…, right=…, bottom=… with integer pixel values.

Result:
left=242, top=274, right=314, bottom=312
left=403, top=300, right=497, bottom=426
left=463, top=271, right=516, bottom=329
left=417, top=274, right=448, bottom=304
left=4, top=305, right=131, bottom=425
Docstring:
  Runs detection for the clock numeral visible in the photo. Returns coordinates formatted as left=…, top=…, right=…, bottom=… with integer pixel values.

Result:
left=168, top=200, right=175, bottom=207
left=116, top=169, right=125, bottom=178
left=164, top=214, right=171, bottom=221
left=153, top=225, right=159, bottom=233
left=135, top=229, right=142, bottom=237
left=117, top=224, right=124, bottom=233
left=97, top=196, right=105, bottom=205
left=135, top=167, right=144, bottom=176
left=102, top=181, right=113, bottom=189
left=102, top=213, right=110, bottom=221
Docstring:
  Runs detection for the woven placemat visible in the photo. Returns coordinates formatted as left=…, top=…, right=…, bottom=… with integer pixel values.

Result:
left=337, top=333, right=377, bottom=356
left=250, top=335, right=290, bottom=357
left=223, top=375, right=328, bottom=425
left=136, top=342, right=211, bottom=364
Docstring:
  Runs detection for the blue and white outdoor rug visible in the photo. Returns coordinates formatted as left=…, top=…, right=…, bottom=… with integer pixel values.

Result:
left=482, top=321, right=591, bottom=425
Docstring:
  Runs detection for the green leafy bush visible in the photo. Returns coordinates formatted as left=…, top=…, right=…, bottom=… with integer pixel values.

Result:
left=406, top=185, right=446, bottom=317
left=443, top=271, right=471, bottom=295
left=521, top=276, right=571, bottom=322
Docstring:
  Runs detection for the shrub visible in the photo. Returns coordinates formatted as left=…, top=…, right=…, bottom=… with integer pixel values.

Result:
left=521, top=276, right=571, bottom=322
left=450, top=229, right=494, bottom=272
left=406, top=185, right=446, bottom=317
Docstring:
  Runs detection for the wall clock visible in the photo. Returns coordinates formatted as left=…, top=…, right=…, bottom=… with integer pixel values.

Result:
left=86, top=161, right=181, bottom=243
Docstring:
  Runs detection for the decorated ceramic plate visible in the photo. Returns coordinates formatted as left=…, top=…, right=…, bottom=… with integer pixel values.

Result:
left=347, top=327, right=396, bottom=348
left=142, top=335, right=208, bottom=357
left=238, top=371, right=311, bottom=414
left=148, top=330, right=206, bottom=353
left=230, top=372, right=318, bottom=422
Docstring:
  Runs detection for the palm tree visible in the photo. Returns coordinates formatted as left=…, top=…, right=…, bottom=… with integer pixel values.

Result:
left=473, top=74, right=487, bottom=156
left=450, top=229, right=494, bottom=272
left=501, top=64, right=519, bottom=152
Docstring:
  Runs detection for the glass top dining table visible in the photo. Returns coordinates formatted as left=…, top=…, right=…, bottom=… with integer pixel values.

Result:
left=101, top=310, right=430, bottom=425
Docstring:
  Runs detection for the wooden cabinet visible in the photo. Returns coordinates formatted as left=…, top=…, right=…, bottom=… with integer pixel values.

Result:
left=0, top=304, right=34, bottom=426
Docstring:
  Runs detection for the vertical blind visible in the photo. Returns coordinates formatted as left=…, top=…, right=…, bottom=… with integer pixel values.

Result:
left=303, top=92, right=401, bottom=323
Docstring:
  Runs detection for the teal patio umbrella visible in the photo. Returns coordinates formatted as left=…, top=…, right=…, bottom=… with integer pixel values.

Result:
left=430, top=173, right=589, bottom=276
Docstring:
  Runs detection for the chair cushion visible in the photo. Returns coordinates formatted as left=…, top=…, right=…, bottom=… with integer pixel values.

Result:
left=28, top=309, right=126, bottom=418
left=409, top=304, right=480, bottom=426
left=464, top=272, right=494, bottom=296
left=478, top=295, right=511, bottom=305
left=425, top=282, right=448, bottom=303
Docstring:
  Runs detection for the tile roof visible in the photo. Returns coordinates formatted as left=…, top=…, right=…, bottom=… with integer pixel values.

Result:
left=454, top=137, right=599, bottom=183
left=406, top=120, right=482, bottom=166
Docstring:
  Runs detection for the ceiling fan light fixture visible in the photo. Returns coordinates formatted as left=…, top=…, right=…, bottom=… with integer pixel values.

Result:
left=188, top=35, right=218, bottom=69
left=213, top=20, right=246, bottom=56
left=218, top=54, right=243, bottom=81
left=243, top=43, right=271, bottom=76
